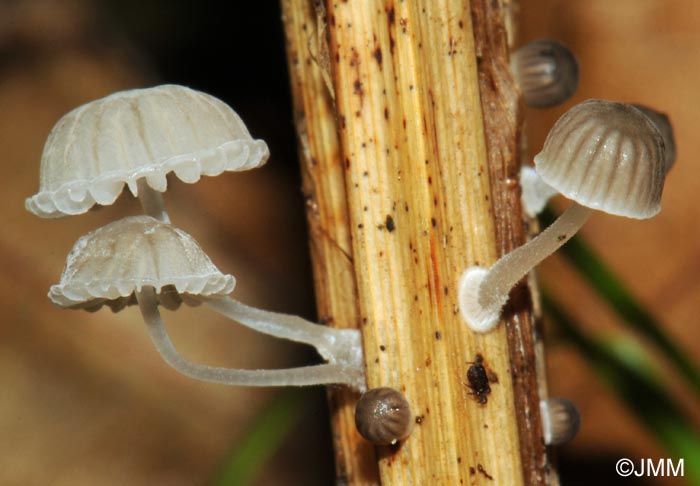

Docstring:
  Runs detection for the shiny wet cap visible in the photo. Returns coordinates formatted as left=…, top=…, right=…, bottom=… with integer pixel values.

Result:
left=534, top=99, right=666, bottom=219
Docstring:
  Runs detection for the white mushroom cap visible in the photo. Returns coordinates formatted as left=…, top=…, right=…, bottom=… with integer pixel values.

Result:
left=26, top=84, right=270, bottom=218
left=49, top=215, right=235, bottom=312
left=534, top=99, right=666, bottom=219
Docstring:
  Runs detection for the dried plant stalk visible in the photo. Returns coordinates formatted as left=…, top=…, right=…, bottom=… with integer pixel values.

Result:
left=471, top=1, right=554, bottom=484
left=282, top=1, right=380, bottom=484
left=283, top=0, right=553, bottom=484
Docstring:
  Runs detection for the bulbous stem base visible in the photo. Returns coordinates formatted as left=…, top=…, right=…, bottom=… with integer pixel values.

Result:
left=459, top=202, right=592, bottom=332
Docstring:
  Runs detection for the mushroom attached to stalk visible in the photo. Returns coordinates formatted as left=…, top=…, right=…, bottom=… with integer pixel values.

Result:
left=459, top=99, right=667, bottom=332
left=25, top=84, right=269, bottom=222
left=354, top=388, right=413, bottom=445
left=520, top=103, right=676, bottom=217
left=540, top=397, right=581, bottom=446
left=510, top=39, right=579, bottom=108
left=49, top=215, right=365, bottom=389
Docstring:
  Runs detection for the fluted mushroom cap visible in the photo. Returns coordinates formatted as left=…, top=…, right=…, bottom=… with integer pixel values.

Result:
left=49, top=216, right=235, bottom=312
left=511, top=39, right=579, bottom=108
left=534, top=99, right=666, bottom=219
left=26, top=84, right=269, bottom=218
left=631, top=104, right=676, bottom=174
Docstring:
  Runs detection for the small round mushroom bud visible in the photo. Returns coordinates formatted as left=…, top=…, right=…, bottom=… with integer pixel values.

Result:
left=460, top=100, right=666, bottom=332
left=540, top=397, right=581, bottom=446
left=355, top=388, right=413, bottom=445
left=511, top=39, right=579, bottom=108
left=632, top=104, right=676, bottom=173
left=50, top=216, right=364, bottom=389
left=26, top=85, right=269, bottom=220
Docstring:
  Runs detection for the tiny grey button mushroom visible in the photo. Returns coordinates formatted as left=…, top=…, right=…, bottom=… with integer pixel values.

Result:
left=459, top=99, right=667, bottom=332
left=540, top=397, right=581, bottom=446
left=511, top=39, right=579, bottom=108
left=355, top=387, right=413, bottom=445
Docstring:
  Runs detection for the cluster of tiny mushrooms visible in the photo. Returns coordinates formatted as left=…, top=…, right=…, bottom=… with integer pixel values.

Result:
left=27, top=39, right=673, bottom=449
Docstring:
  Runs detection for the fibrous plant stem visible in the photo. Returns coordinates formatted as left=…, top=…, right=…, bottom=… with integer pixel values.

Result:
left=283, top=0, right=553, bottom=484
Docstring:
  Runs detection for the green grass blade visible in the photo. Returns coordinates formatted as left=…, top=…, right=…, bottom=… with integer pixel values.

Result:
left=542, top=291, right=700, bottom=483
left=540, top=207, right=700, bottom=394
left=211, top=390, right=305, bottom=486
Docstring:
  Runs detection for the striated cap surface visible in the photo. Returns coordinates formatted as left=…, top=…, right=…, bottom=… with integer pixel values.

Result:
left=27, top=84, right=269, bottom=218
left=632, top=104, right=676, bottom=174
left=511, top=39, right=579, bottom=108
left=534, top=99, right=666, bottom=219
left=49, top=216, right=235, bottom=312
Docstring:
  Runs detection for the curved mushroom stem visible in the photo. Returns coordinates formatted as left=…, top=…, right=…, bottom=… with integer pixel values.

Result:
left=202, top=296, right=363, bottom=370
left=459, top=202, right=593, bottom=332
left=136, top=179, right=170, bottom=223
left=136, top=287, right=365, bottom=389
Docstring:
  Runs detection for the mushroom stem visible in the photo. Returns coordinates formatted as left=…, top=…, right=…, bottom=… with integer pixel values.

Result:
left=459, top=202, right=592, bottom=331
left=136, top=287, right=365, bottom=389
left=136, top=179, right=170, bottom=223
left=203, top=296, right=363, bottom=370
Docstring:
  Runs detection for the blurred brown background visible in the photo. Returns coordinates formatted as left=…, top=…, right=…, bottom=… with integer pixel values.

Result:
left=520, top=2, right=700, bottom=485
left=0, top=1, right=697, bottom=485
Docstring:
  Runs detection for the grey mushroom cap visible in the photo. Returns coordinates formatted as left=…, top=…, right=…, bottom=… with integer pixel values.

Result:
left=49, top=216, right=235, bottom=312
left=534, top=99, right=666, bottom=219
left=511, top=39, right=579, bottom=108
left=540, top=397, right=581, bottom=446
left=26, top=84, right=269, bottom=218
left=355, top=387, right=413, bottom=445
left=631, top=104, right=676, bottom=174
